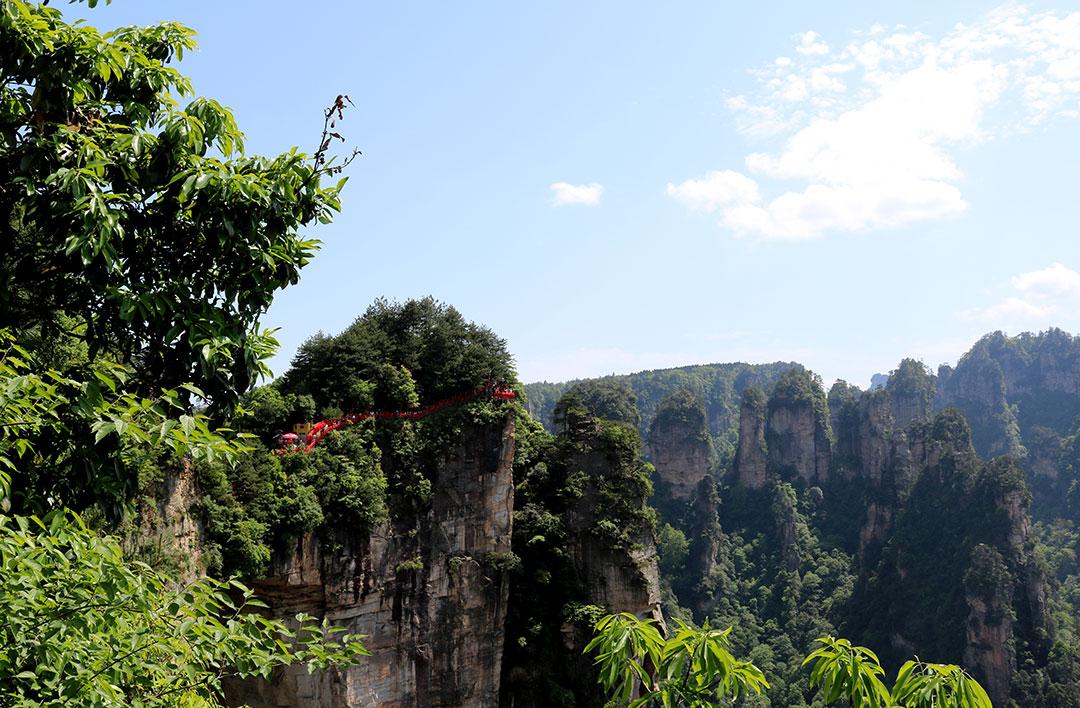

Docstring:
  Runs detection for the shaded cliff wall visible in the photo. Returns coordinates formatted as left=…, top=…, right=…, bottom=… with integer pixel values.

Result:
left=729, top=371, right=831, bottom=490
left=501, top=400, right=663, bottom=707
left=841, top=410, right=1050, bottom=706
left=646, top=390, right=720, bottom=616
left=224, top=416, right=515, bottom=708
left=765, top=371, right=831, bottom=485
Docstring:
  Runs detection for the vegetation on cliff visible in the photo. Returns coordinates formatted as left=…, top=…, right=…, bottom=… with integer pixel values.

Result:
left=198, top=297, right=520, bottom=578
left=501, top=384, right=659, bottom=705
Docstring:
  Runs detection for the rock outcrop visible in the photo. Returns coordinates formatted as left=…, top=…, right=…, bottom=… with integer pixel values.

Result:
left=964, top=544, right=1016, bottom=707
left=759, top=370, right=832, bottom=486
left=734, top=388, right=769, bottom=489
left=129, top=457, right=207, bottom=584
left=224, top=416, right=515, bottom=708
left=647, top=392, right=713, bottom=504
left=501, top=400, right=665, bottom=707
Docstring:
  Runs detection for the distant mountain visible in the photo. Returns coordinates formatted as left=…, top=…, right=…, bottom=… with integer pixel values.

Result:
left=525, top=361, right=800, bottom=465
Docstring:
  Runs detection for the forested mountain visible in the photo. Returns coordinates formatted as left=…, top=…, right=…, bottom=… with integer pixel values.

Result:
left=525, top=361, right=799, bottom=467
left=209, top=321, right=1080, bottom=706
left=526, top=331, right=1080, bottom=707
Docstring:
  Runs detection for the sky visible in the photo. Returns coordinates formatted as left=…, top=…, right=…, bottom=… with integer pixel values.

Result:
left=72, top=1, right=1080, bottom=388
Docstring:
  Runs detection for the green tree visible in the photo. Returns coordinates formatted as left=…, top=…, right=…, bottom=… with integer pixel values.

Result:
left=0, top=511, right=367, bottom=706
left=0, top=328, right=245, bottom=514
left=890, top=660, right=993, bottom=708
left=1, top=0, right=355, bottom=407
left=0, top=0, right=357, bottom=513
left=803, top=636, right=891, bottom=707
left=803, top=636, right=992, bottom=708
left=585, top=612, right=769, bottom=707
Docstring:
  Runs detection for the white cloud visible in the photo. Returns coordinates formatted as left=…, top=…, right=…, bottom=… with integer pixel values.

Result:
left=960, top=297, right=1056, bottom=322
left=666, top=170, right=761, bottom=211
left=550, top=181, right=603, bottom=206
left=797, top=31, right=830, bottom=56
left=960, top=263, right=1080, bottom=323
left=675, top=6, right=1080, bottom=240
left=1011, top=262, right=1080, bottom=297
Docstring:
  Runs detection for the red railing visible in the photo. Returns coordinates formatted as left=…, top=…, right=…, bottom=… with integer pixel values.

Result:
left=275, top=380, right=516, bottom=454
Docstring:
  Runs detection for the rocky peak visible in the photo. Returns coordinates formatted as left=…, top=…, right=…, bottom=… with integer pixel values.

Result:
left=885, top=358, right=935, bottom=429
left=648, top=389, right=714, bottom=504
left=963, top=544, right=1016, bottom=707
left=734, top=387, right=769, bottom=489
left=764, top=370, right=832, bottom=485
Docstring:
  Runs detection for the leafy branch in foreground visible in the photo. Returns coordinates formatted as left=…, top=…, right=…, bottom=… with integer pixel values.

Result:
left=0, top=328, right=251, bottom=513
left=803, top=635, right=993, bottom=708
left=0, top=511, right=369, bottom=707
left=1, top=0, right=358, bottom=407
left=585, top=612, right=768, bottom=707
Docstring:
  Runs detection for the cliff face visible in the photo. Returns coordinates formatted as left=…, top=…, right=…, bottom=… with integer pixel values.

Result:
left=734, top=389, right=769, bottom=489
left=561, top=449, right=664, bottom=622
left=130, top=456, right=207, bottom=584
left=648, top=419, right=711, bottom=504
left=964, top=544, right=1015, bottom=706
left=501, top=403, right=664, bottom=707
left=224, top=416, right=515, bottom=708
left=728, top=372, right=831, bottom=489
left=765, top=403, right=830, bottom=484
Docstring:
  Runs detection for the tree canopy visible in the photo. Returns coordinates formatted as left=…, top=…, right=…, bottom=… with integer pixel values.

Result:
left=1, top=0, right=352, bottom=406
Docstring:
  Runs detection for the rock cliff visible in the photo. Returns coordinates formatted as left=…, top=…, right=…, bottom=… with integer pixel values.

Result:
left=764, top=371, right=831, bottom=485
left=734, top=388, right=769, bottom=489
left=224, top=416, right=515, bottom=708
left=501, top=399, right=664, bottom=706
left=647, top=390, right=713, bottom=504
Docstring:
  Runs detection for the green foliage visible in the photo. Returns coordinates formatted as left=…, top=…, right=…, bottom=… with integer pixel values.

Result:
left=282, top=297, right=513, bottom=412
left=657, top=523, right=689, bottom=578
left=804, top=636, right=991, bottom=708
left=562, top=380, right=642, bottom=430
left=803, top=636, right=890, bottom=706
left=0, top=328, right=250, bottom=515
left=198, top=427, right=386, bottom=578
left=0, top=511, right=368, bottom=707
left=585, top=612, right=769, bottom=707
left=891, top=660, right=993, bottom=708
left=0, top=0, right=353, bottom=408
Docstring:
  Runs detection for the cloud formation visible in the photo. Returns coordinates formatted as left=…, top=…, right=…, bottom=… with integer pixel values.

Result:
left=550, top=181, right=604, bottom=206
left=670, top=6, right=1080, bottom=240
left=960, top=263, right=1080, bottom=323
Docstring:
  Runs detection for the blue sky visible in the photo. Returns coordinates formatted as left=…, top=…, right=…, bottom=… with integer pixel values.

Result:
left=74, top=2, right=1080, bottom=387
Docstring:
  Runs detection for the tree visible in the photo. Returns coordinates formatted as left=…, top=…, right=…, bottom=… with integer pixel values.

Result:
left=802, top=636, right=891, bottom=707
left=0, top=510, right=368, bottom=706
left=585, top=612, right=769, bottom=707
left=0, top=328, right=244, bottom=514
left=1, top=0, right=356, bottom=407
left=803, top=636, right=992, bottom=708
left=1, top=0, right=358, bottom=512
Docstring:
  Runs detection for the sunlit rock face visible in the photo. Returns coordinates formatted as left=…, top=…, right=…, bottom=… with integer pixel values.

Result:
left=765, top=401, right=830, bottom=485
left=734, top=389, right=769, bottom=489
left=223, top=416, right=515, bottom=708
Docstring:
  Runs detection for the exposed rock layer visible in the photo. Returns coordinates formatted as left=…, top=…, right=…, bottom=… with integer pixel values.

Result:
left=224, top=416, right=515, bottom=708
